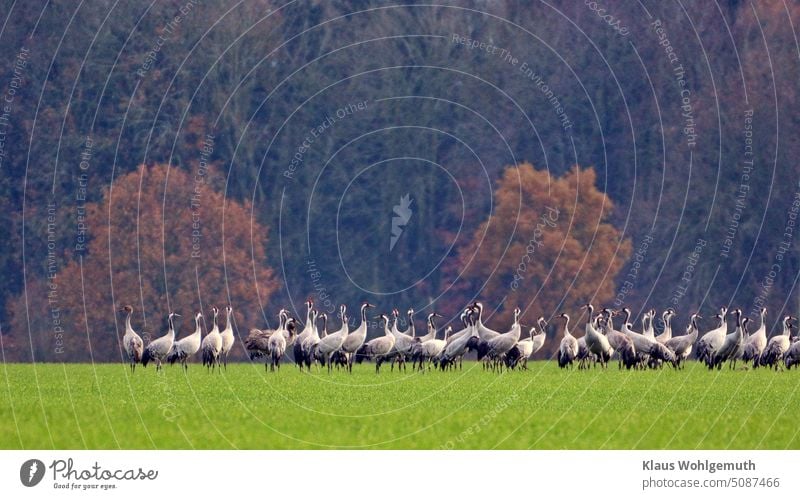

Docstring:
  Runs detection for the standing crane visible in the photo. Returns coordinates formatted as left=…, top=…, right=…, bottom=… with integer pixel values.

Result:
left=219, top=306, right=235, bottom=371
left=742, top=307, right=768, bottom=368
left=712, top=309, right=745, bottom=369
left=142, top=312, right=179, bottom=371
left=314, top=305, right=349, bottom=373
left=340, top=302, right=374, bottom=373
left=168, top=312, right=203, bottom=371
left=761, top=316, right=796, bottom=370
left=267, top=315, right=297, bottom=371
left=557, top=313, right=579, bottom=369
left=201, top=306, right=223, bottom=373
left=485, top=307, right=523, bottom=371
left=665, top=313, right=701, bottom=369
left=440, top=308, right=477, bottom=370
left=600, top=308, right=636, bottom=370
left=582, top=304, right=613, bottom=368
left=120, top=305, right=144, bottom=373
left=357, top=314, right=396, bottom=373
left=293, top=300, right=316, bottom=371
left=695, top=307, right=729, bottom=367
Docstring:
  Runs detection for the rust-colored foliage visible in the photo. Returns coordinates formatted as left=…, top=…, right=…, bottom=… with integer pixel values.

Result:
left=9, top=163, right=279, bottom=361
left=451, top=163, right=631, bottom=351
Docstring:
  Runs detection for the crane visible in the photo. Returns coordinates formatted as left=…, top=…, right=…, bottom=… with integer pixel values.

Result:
left=120, top=305, right=144, bottom=373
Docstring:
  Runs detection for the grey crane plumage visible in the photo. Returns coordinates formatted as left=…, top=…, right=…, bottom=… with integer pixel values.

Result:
left=557, top=313, right=579, bottom=368
left=742, top=307, right=768, bottom=367
left=389, top=308, right=417, bottom=372
left=485, top=307, right=523, bottom=370
left=784, top=332, right=800, bottom=370
left=620, top=308, right=676, bottom=368
left=582, top=304, right=612, bottom=368
left=340, top=302, right=374, bottom=372
left=472, top=302, right=501, bottom=341
left=201, top=306, right=223, bottom=373
left=358, top=314, right=396, bottom=373
left=267, top=315, right=297, bottom=371
left=168, top=312, right=203, bottom=370
left=600, top=308, right=636, bottom=370
left=665, top=313, right=701, bottom=368
left=695, top=307, right=729, bottom=367
left=142, top=312, right=179, bottom=371
left=120, top=305, right=144, bottom=373
left=761, top=316, right=796, bottom=370
left=294, top=299, right=316, bottom=371
left=512, top=326, right=545, bottom=370
left=440, top=308, right=477, bottom=370
left=712, top=309, right=745, bottom=369
left=655, top=309, right=675, bottom=344
left=219, top=306, right=235, bottom=371
left=314, top=305, right=349, bottom=373
left=411, top=313, right=441, bottom=370
left=419, top=325, right=449, bottom=370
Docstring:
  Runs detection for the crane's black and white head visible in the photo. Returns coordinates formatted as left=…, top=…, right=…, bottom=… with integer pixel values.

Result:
left=120, top=305, right=133, bottom=314
left=361, top=302, right=375, bottom=311
left=559, top=313, right=569, bottom=321
left=407, top=308, right=414, bottom=319
left=195, top=312, right=203, bottom=322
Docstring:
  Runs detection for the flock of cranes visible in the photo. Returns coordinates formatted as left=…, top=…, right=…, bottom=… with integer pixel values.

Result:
left=119, top=301, right=800, bottom=374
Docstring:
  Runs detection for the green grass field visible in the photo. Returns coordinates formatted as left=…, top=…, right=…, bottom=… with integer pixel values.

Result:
left=1, top=361, right=799, bottom=449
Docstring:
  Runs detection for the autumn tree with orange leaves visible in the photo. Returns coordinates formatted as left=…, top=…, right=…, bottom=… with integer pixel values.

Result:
left=448, top=163, right=631, bottom=351
left=7, top=163, right=280, bottom=362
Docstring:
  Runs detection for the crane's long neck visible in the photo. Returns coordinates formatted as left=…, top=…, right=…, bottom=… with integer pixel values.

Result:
left=689, top=316, right=699, bottom=341
left=605, top=313, right=615, bottom=331
left=384, top=320, right=392, bottom=337
left=225, top=310, right=232, bottom=331
left=194, top=317, right=202, bottom=337
left=125, top=312, right=133, bottom=333
left=168, top=317, right=176, bottom=339
left=563, top=317, right=570, bottom=337
left=408, top=313, right=415, bottom=337
left=782, top=319, right=791, bottom=336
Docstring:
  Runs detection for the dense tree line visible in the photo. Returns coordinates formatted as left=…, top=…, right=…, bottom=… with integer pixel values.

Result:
left=0, top=1, right=797, bottom=360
